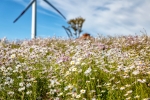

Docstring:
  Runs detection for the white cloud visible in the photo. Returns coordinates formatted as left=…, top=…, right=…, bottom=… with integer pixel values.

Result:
left=39, top=0, right=150, bottom=36
left=37, top=9, right=56, bottom=17
left=13, top=0, right=28, bottom=6
left=14, top=0, right=150, bottom=36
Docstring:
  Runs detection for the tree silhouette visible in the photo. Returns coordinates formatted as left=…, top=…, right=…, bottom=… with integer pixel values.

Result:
left=63, top=17, right=85, bottom=39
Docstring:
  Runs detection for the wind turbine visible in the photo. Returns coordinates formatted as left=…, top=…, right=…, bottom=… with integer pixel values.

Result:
left=13, top=0, right=66, bottom=39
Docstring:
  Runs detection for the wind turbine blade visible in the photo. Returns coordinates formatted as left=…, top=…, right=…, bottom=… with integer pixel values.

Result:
left=13, top=0, right=36, bottom=23
left=43, top=0, right=66, bottom=20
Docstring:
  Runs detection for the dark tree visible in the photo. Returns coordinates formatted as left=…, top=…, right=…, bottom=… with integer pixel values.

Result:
left=63, top=17, right=85, bottom=39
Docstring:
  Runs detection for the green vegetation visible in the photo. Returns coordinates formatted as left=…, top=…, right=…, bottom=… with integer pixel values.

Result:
left=0, top=34, right=150, bottom=100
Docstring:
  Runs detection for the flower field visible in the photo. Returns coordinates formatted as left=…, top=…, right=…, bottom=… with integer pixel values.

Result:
left=0, top=34, right=150, bottom=100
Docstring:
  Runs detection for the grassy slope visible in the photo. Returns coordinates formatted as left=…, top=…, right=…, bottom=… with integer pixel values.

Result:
left=0, top=35, right=150, bottom=100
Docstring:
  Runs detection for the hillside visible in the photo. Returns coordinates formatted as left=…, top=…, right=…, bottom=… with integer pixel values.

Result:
left=0, top=35, right=150, bottom=100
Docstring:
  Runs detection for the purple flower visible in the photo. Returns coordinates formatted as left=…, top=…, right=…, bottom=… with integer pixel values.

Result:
left=57, top=54, right=70, bottom=63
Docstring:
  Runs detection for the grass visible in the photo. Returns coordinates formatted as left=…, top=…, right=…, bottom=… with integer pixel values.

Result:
left=0, top=34, right=150, bottom=100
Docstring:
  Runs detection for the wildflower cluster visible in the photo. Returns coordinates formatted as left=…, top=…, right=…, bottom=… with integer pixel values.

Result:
left=0, top=35, right=150, bottom=99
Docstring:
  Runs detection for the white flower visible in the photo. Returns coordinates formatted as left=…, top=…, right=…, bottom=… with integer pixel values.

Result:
left=26, top=83, right=31, bottom=88
left=9, top=79, right=14, bottom=84
left=0, top=66, right=6, bottom=71
left=66, top=84, right=73, bottom=90
left=143, top=98, right=150, bottom=100
left=132, top=70, right=140, bottom=75
left=137, top=79, right=146, bottom=83
left=124, top=93, right=128, bottom=96
left=11, top=54, right=16, bottom=58
left=6, top=77, right=11, bottom=81
left=26, top=91, right=32, bottom=95
left=84, top=67, right=92, bottom=76
left=65, top=71, right=70, bottom=76
left=7, top=91, right=14, bottom=95
left=19, top=82, right=24, bottom=87
left=77, top=58, right=82, bottom=62
left=17, top=76, right=23, bottom=79
left=120, top=86, right=125, bottom=90
left=4, top=81, right=9, bottom=85
left=129, top=65, right=135, bottom=70
left=75, top=61, right=80, bottom=65
left=70, top=61, right=75, bottom=65
left=92, top=98, right=96, bottom=100
left=106, top=83, right=111, bottom=86
left=81, top=62, right=86, bottom=66
left=134, top=95, right=140, bottom=98
left=91, top=90, right=96, bottom=93
left=54, top=97, right=60, bottom=100
left=80, top=89, right=86, bottom=94
left=18, top=86, right=25, bottom=92
left=7, top=67, right=13, bottom=71
left=78, top=69, right=82, bottom=73
left=126, top=97, right=131, bottom=100
left=127, top=90, right=132, bottom=94
left=115, top=81, right=120, bottom=84
left=76, top=94, right=81, bottom=98
left=125, top=84, right=131, bottom=88
left=58, top=92, right=63, bottom=96
left=123, top=75, right=129, bottom=79
left=101, top=90, right=106, bottom=93
left=72, top=67, right=77, bottom=72
left=72, top=92, right=77, bottom=97
left=16, top=64, right=21, bottom=69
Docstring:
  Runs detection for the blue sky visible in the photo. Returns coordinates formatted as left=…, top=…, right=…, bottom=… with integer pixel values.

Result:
left=0, top=0, right=150, bottom=40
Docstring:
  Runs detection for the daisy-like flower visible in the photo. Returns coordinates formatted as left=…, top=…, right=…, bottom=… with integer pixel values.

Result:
left=147, top=83, right=150, bottom=87
left=125, top=84, right=131, bottom=88
left=65, top=71, right=70, bottom=76
left=129, top=65, right=135, bottom=70
left=80, top=89, right=86, bottom=94
left=7, top=91, right=14, bottom=95
left=11, top=54, right=16, bottom=58
left=18, top=86, right=25, bottom=92
left=92, top=98, right=96, bottom=100
left=124, top=93, right=128, bottom=96
left=26, top=83, right=31, bottom=88
left=76, top=94, right=81, bottom=98
left=84, top=67, right=92, bottom=76
left=137, top=79, right=146, bottom=83
left=19, top=82, right=24, bottom=87
left=72, top=92, right=77, bottom=98
left=81, top=62, right=86, bottom=66
left=72, top=67, right=77, bottom=72
left=126, top=97, right=131, bottom=100
left=132, top=70, right=140, bottom=75
left=134, top=95, right=140, bottom=99
left=70, top=61, right=75, bottom=65
left=26, top=91, right=32, bottom=95
left=73, top=57, right=82, bottom=65
left=101, top=90, right=106, bottom=93
left=127, top=90, right=132, bottom=94
left=120, top=86, right=125, bottom=90
left=58, top=92, right=63, bottom=96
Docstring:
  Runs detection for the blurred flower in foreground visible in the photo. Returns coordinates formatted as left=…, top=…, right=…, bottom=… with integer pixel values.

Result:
left=132, top=70, right=140, bottom=75
left=84, top=67, right=92, bottom=76
left=11, top=54, right=16, bottom=58
left=80, top=89, right=86, bottom=94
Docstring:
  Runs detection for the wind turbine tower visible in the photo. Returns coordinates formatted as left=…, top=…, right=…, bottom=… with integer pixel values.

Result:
left=31, top=0, right=36, bottom=39
left=13, top=0, right=66, bottom=39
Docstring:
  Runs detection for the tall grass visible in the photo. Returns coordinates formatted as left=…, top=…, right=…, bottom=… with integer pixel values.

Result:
left=0, top=34, right=150, bottom=100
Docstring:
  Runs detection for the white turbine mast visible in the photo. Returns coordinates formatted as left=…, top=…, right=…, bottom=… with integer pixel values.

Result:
left=13, top=0, right=66, bottom=39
